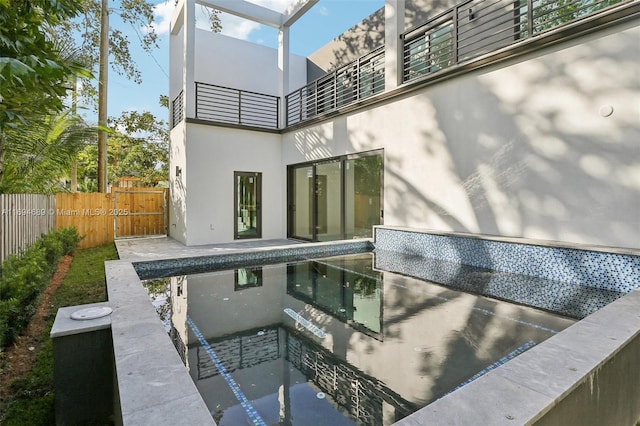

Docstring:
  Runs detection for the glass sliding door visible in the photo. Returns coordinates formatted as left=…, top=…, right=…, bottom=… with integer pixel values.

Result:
left=234, top=171, right=261, bottom=239
left=345, top=155, right=382, bottom=239
left=288, top=150, right=383, bottom=242
left=289, top=165, right=314, bottom=240
left=315, top=160, right=343, bottom=242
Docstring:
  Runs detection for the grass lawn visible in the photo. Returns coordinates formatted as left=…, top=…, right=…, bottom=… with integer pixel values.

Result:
left=0, top=243, right=118, bottom=426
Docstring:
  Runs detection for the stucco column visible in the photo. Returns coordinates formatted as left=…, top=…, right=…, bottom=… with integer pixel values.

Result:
left=278, top=25, right=290, bottom=128
left=385, top=0, right=406, bottom=90
left=184, top=0, right=196, bottom=119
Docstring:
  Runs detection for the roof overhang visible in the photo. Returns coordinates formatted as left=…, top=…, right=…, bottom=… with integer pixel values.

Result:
left=195, top=0, right=318, bottom=28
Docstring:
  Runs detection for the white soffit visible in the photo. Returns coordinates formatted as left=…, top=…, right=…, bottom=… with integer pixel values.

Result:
left=195, top=0, right=318, bottom=28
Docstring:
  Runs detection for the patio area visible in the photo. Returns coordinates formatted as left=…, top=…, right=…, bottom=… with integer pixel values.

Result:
left=114, top=236, right=302, bottom=262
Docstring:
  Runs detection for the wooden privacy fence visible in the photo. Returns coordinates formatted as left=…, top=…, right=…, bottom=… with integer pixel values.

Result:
left=56, top=188, right=168, bottom=249
left=0, top=189, right=168, bottom=257
left=0, top=194, right=57, bottom=262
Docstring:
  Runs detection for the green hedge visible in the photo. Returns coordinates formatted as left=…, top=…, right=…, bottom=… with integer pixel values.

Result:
left=0, top=227, right=81, bottom=349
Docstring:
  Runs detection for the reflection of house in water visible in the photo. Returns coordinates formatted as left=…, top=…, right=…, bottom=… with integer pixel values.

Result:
left=169, top=275, right=189, bottom=367
left=174, top=254, right=574, bottom=424
left=287, top=256, right=383, bottom=336
left=190, top=325, right=416, bottom=425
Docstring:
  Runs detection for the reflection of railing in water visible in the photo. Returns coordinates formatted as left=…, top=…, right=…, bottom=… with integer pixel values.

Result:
left=187, top=315, right=268, bottom=426
left=193, top=326, right=280, bottom=381
left=286, top=330, right=417, bottom=425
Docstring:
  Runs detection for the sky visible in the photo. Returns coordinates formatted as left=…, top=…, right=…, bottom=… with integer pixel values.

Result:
left=105, top=0, right=384, bottom=124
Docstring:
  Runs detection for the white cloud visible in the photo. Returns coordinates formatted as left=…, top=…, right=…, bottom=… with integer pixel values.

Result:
left=218, top=13, right=262, bottom=39
left=317, top=5, right=329, bottom=15
left=147, top=1, right=174, bottom=36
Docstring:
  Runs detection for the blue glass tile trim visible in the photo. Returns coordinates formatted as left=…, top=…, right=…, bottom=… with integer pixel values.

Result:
left=134, top=240, right=373, bottom=279
left=443, top=340, right=536, bottom=398
left=187, top=315, right=267, bottom=426
left=374, top=250, right=625, bottom=319
left=374, top=228, right=640, bottom=293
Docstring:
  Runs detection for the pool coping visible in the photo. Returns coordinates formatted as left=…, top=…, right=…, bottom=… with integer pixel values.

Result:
left=104, top=235, right=640, bottom=425
left=106, top=238, right=373, bottom=425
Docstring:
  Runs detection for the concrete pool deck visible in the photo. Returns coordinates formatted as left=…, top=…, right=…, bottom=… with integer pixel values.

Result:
left=54, top=233, right=640, bottom=425
left=114, top=236, right=302, bottom=262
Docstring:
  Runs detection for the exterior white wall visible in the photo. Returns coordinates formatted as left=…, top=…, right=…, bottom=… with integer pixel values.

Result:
left=170, top=30, right=307, bottom=245
left=183, top=124, right=283, bottom=245
left=169, top=122, right=188, bottom=244
left=283, top=21, right=640, bottom=249
left=169, top=25, right=185, bottom=102
left=194, top=30, right=307, bottom=96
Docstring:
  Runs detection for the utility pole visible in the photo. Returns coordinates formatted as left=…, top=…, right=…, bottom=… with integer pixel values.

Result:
left=97, top=0, right=109, bottom=192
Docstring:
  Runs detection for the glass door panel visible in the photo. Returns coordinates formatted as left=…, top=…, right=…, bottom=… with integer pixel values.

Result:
left=290, top=165, right=314, bottom=240
left=234, top=172, right=261, bottom=239
left=287, top=151, right=383, bottom=242
left=315, top=161, right=342, bottom=242
left=345, top=155, right=382, bottom=239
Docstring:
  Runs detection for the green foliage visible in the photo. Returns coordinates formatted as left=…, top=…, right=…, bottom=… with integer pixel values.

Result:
left=54, top=0, right=159, bottom=106
left=77, top=109, right=168, bottom=188
left=0, top=227, right=80, bottom=349
left=0, top=0, right=89, bottom=131
left=0, top=111, right=96, bottom=193
left=1, top=243, right=117, bottom=426
left=56, top=226, right=83, bottom=255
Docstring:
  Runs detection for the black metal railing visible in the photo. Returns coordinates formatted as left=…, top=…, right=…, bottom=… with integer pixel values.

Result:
left=195, top=82, right=280, bottom=129
left=286, top=47, right=385, bottom=127
left=402, top=0, right=627, bottom=83
left=171, top=90, right=184, bottom=128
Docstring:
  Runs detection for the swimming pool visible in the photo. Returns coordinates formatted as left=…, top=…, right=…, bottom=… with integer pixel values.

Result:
left=143, top=252, right=576, bottom=425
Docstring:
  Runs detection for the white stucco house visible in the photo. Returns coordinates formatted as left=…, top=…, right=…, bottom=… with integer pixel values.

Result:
left=169, top=0, right=640, bottom=249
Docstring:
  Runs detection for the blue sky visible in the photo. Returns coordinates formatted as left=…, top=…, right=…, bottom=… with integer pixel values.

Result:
left=105, top=0, right=384, bottom=124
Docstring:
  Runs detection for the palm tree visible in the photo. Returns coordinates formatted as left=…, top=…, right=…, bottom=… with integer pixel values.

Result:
left=1, top=111, right=96, bottom=194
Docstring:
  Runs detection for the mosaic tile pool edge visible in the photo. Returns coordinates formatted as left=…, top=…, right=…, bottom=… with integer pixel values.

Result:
left=374, top=228, right=640, bottom=293
left=133, top=240, right=374, bottom=279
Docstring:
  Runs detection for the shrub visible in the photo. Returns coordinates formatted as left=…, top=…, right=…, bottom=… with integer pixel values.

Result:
left=0, top=227, right=81, bottom=349
left=57, top=226, right=83, bottom=255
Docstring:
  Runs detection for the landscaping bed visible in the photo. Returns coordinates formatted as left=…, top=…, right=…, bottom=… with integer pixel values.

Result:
left=0, top=242, right=118, bottom=425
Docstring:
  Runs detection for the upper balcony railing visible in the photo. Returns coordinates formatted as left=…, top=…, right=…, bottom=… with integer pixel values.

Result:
left=402, top=0, right=627, bottom=83
left=171, top=0, right=630, bottom=130
left=171, top=90, right=184, bottom=129
left=286, top=47, right=385, bottom=127
left=195, top=82, right=280, bottom=129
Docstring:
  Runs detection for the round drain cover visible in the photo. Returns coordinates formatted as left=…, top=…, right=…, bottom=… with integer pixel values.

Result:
left=71, top=306, right=113, bottom=320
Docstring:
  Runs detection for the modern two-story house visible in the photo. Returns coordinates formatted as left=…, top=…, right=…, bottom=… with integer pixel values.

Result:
left=169, top=0, right=639, bottom=249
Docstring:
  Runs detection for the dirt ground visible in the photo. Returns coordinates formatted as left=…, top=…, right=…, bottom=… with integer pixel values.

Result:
left=0, top=255, right=73, bottom=401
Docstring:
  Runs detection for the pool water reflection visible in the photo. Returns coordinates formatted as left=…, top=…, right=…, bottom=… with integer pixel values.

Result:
left=143, top=253, right=575, bottom=425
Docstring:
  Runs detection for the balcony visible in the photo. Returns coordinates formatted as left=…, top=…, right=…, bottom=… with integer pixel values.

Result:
left=402, top=0, right=629, bottom=83
left=171, top=84, right=280, bottom=130
left=285, top=47, right=385, bottom=127
left=172, top=0, right=633, bottom=131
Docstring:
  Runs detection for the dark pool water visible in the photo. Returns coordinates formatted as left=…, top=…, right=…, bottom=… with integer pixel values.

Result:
left=143, top=253, right=576, bottom=425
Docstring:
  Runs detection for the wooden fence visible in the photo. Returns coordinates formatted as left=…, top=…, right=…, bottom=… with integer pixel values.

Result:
left=56, top=192, right=117, bottom=249
left=56, top=188, right=168, bottom=249
left=0, top=189, right=168, bottom=258
left=112, top=187, right=168, bottom=239
left=0, top=194, right=57, bottom=262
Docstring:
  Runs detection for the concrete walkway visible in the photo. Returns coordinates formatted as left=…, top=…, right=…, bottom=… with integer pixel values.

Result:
left=114, top=236, right=302, bottom=262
